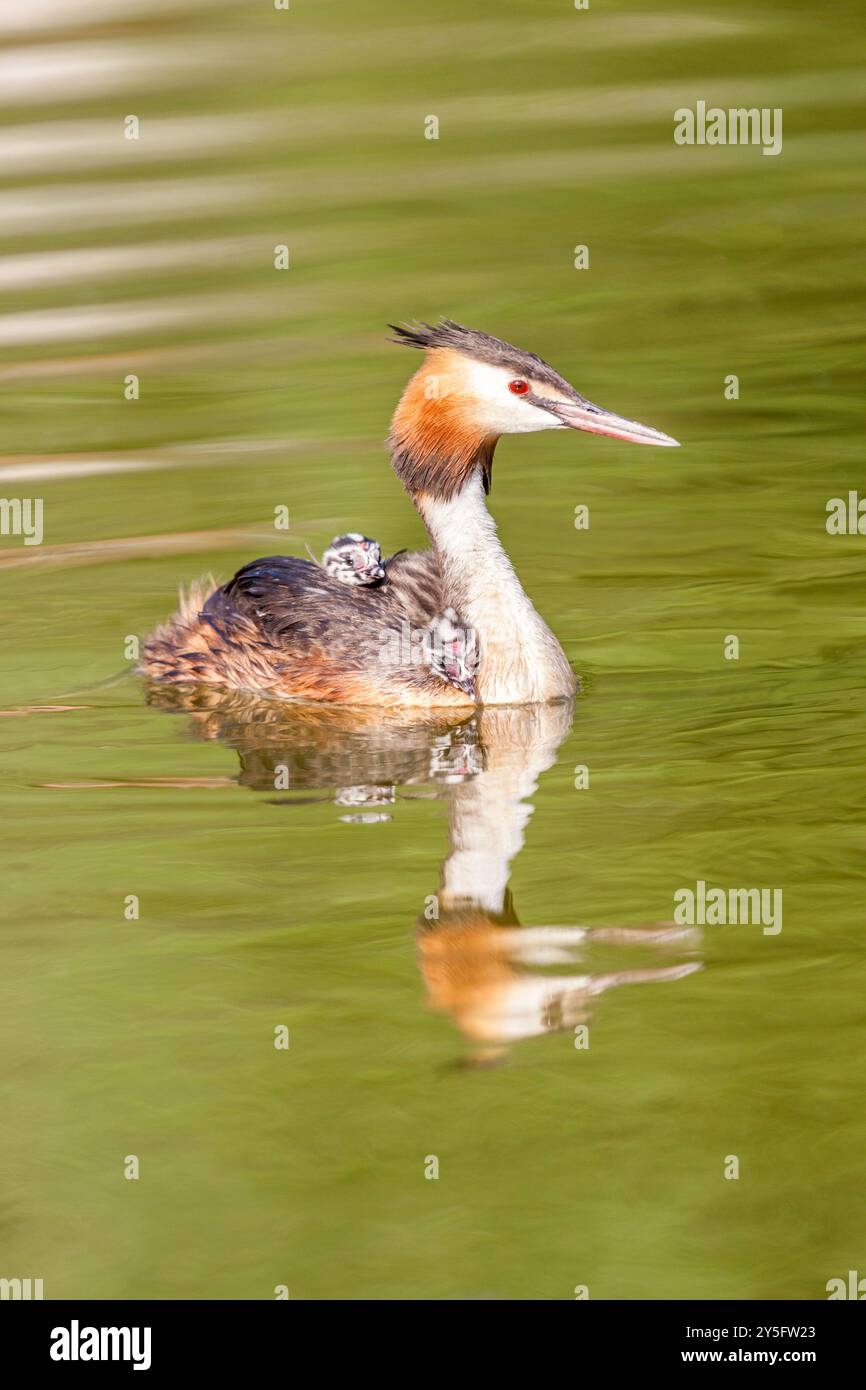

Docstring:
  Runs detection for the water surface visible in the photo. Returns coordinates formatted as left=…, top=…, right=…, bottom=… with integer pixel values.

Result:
left=0, top=0, right=864, bottom=1299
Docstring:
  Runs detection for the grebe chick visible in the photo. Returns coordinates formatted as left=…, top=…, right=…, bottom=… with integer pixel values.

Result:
left=320, top=533, right=385, bottom=586
left=424, top=608, right=479, bottom=698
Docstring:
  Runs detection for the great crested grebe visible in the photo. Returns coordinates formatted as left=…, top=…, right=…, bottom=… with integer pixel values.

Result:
left=141, top=320, right=678, bottom=707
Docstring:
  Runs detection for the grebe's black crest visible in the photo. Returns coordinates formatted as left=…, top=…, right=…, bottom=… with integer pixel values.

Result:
left=388, top=318, right=582, bottom=402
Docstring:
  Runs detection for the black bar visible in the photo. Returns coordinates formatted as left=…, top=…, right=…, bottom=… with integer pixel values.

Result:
left=4, top=1298, right=861, bottom=1373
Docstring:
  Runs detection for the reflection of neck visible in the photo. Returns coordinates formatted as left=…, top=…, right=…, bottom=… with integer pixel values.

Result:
left=439, top=704, right=573, bottom=912
left=417, top=469, right=576, bottom=705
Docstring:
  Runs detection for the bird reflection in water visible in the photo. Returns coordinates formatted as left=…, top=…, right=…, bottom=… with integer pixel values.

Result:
left=145, top=686, right=700, bottom=1062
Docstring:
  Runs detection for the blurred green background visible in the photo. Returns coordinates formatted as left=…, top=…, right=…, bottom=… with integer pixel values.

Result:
left=0, top=0, right=864, bottom=1299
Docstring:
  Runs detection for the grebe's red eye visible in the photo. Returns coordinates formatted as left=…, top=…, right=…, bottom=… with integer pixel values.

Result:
left=508, top=379, right=529, bottom=395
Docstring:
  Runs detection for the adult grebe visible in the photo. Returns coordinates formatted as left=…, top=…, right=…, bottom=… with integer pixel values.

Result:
left=141, top=321, right=678, bottom=707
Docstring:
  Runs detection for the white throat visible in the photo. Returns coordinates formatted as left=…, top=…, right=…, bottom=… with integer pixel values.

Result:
left=418, top=469, right=576, bottom=705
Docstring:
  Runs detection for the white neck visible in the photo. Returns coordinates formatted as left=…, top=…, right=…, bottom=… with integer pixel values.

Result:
left=418, top=468, right=576, bottom=705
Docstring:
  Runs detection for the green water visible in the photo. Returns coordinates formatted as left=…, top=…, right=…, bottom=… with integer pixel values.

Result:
left=1, top=0, right=864, bottom=1300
